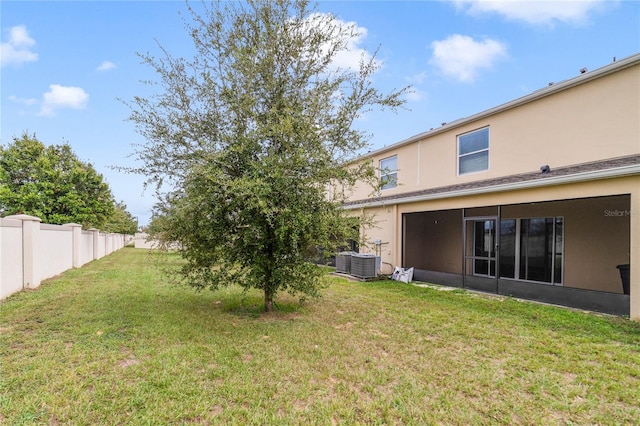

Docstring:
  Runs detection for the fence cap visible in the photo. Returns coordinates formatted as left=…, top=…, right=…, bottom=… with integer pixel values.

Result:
left=3, top=214, right=42, bottom=222
left=63, top=223, right=83, bottom=228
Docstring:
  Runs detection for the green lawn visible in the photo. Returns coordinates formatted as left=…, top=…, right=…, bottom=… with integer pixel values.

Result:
left=1, top=248, right=639, bottom=424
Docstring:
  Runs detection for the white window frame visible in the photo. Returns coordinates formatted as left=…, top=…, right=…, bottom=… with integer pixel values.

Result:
left=380, top=155, right=398, bottom=190
left=457, top=127, right=489, bottom=175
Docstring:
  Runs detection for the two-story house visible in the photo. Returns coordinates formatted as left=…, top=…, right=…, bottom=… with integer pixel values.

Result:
left=343, top=53, right=640, bottom=319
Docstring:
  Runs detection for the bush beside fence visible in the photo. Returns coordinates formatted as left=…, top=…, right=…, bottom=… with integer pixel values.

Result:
left=0, top=214, right=133, bottom=300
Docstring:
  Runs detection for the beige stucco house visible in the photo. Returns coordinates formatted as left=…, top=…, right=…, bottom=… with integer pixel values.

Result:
left=343, top=53, right=640, bottom=319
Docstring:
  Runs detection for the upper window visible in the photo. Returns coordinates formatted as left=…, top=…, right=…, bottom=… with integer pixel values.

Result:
left=458, top=127, right=489, bottom=175
left=380, top=156, right=397, bottom=190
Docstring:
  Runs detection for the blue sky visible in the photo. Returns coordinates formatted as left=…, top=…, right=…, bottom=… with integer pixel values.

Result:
left=2, top=0, right=639, bottom=226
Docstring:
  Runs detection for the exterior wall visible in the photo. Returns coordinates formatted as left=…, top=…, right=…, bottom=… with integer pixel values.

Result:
left=97, top=234, right=106, bottom=259
left=0, top=218, right=24, bottom=299
left=356, top=206, right=397, bottom=274
left=106, top=234, right=112, bottom=256
left=134, top=232, right=160, bottom=249
left=348, top=58, right=640, bottom=202
left=80, top=231, right=95, bottom=265
left=0, top=215, right=132, bottom=300
left=133, top=232, right=184, bottom=250
left=39, top=224, right=74, bottom=281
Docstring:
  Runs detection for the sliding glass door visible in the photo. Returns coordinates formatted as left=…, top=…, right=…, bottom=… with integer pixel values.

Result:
left=464, top=215, right=563, bottom=290
left=499, top=217, right=563, bottom=285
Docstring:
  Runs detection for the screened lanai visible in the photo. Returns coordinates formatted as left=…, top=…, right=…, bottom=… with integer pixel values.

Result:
left=402, top=195, right=631, bottom=315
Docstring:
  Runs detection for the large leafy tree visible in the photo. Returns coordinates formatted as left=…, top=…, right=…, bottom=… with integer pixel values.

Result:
left=126, top=0, right=407, bottom=311
left=0, top=133, right=115, bottom=229
left=103, top=201, right=138, bottom=234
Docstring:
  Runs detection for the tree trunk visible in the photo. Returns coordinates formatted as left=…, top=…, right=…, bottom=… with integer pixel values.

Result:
left=264, top=288, right=274, bottom=312
left=264, top=232, right=276, bottom=313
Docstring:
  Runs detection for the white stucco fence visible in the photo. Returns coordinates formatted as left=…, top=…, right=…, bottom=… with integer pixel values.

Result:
left=0, top=214, right=133, bottom=300
left=133, top=232, right=181, bottom=250
left=133, top=232, right=161, bottom=249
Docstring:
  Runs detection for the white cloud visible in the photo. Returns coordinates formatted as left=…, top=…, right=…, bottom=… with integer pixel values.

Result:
left=406, top=71, right=427, bottom=85
left=1, top=25, right=38, bottom=67
left=8, top=95, right=38, bottom=106
left=430, top=34, right=507, bottom=82
left=39, top=84, right=89, bottom=116
left=403, top=74, right=427, bottom=101
left=331, top=19, right=375, bottom=71
left=97, top=60, right=116, bottom=71
left=454, top=0, right=611, bottom=26
left=302, top=13, right=379, bottom=72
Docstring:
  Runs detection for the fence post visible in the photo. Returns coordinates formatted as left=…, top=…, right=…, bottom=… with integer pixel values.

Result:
left=64, top=223, right=83, bottom=268
left=5, top=214, right=42, bottom=289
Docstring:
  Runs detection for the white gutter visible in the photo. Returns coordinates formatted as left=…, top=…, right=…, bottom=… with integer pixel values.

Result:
left=343, top=163, right=640, bottom=210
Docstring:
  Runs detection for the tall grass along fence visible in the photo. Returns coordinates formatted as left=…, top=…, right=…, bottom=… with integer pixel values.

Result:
left=0, top=214, right=133, bottom=299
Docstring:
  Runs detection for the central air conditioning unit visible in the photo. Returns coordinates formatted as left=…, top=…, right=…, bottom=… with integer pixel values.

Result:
left=350, top=253, right=380, bottom=279
left=335, top=252, right=354, bottom=274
